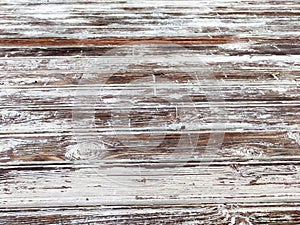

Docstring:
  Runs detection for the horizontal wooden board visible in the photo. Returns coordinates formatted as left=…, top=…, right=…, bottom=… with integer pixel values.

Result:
left=0, top=0, right=299, bottom=38
left=0, top=159, right=300, bottom=224
left=1, top=159, right=300, bottom=206
left=1, top=204, right=300, bottom=225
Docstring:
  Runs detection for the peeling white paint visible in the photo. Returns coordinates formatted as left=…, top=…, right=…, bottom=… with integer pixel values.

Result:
left=220, top=144, right=264, bottom=158
left=65, top=142, right=107, bottom=160
left=219, top=41, right=253, bottom=51
left=0, top=1, right=299, bottom=223
left=287, top=132, right=300, bottom=145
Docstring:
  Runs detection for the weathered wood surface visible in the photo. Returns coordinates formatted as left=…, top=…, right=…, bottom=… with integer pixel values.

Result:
left=0, top=0, right=299, bottom=224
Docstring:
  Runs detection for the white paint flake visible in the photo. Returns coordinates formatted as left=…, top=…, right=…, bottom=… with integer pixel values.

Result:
left=287, top=132, right=300, bottom=145
left=220, top=144, right=264, bottom=158
left=65, top=142, right=107, bottom=160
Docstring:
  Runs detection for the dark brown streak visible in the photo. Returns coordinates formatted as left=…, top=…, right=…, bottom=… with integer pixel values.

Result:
left=0, top=37, right=248, bottom=47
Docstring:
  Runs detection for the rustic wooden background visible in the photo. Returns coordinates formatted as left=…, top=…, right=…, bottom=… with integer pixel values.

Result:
left=0, top=0, right=299, bottom=224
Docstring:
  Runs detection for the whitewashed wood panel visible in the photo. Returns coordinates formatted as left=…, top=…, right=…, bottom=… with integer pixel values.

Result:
left=0, top=0, right=299, bottom=224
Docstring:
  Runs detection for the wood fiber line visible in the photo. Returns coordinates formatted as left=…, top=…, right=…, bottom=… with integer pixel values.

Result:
left=0, top=37, right=247, bottom=46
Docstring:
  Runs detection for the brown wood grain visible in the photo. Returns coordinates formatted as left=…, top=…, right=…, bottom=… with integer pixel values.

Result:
left=0, top=0, right=299, bottom=224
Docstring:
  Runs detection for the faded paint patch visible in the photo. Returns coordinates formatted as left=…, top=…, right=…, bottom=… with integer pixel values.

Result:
left=287, top=132, right=300, bottom=145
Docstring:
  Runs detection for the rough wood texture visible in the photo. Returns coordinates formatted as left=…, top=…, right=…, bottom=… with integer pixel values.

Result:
left=0, top=0, right=299, bottom=224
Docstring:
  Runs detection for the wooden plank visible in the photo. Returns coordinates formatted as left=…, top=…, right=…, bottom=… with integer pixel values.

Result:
left=1, top=204, right=299, bottom=225
left=1, top=160, right=300, bottom=206
left=0, top=0, right=299, bottom=38
left=0, top=160, right=300, bottom=224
